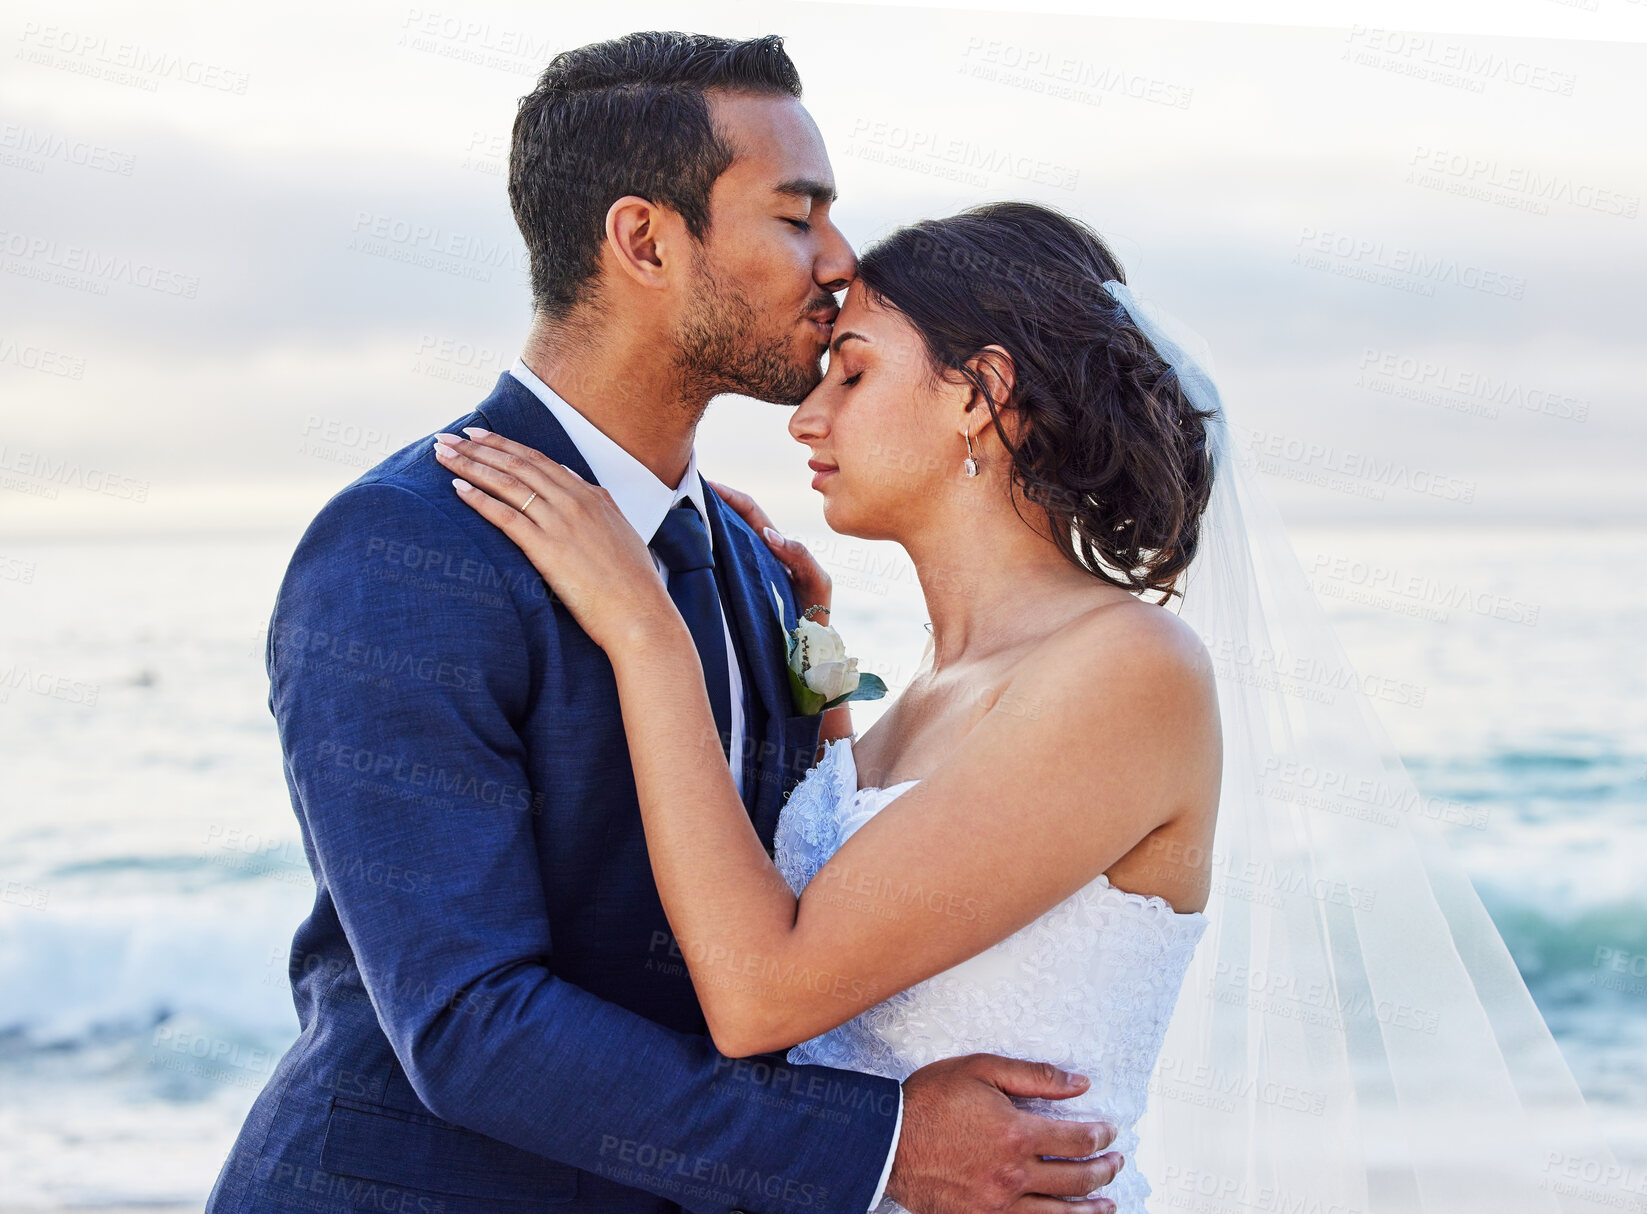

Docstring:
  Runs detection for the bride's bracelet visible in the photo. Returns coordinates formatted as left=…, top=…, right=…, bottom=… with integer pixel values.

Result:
left=801, top=603, right=830, bottom=621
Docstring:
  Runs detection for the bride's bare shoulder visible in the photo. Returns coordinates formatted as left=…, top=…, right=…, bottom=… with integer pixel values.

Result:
left=1054, top=588, right=1210, bottom=667
left=1010, top=591, right=1218, bottom=730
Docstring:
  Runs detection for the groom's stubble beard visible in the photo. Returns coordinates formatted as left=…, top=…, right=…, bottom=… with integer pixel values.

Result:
left=671, top=248, right=826, bottom=411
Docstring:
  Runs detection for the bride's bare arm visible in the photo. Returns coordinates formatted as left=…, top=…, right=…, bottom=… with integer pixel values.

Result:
left=610, top=602, right=1219, bottom=1056
left=435, top=428, right=1221, bottom=1059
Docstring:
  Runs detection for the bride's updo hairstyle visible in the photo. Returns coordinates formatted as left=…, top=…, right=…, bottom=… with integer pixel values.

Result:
left=855, top=202, right=1219, bottom=603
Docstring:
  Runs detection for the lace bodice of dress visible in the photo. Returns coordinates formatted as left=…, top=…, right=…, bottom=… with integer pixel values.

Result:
left=773, top=738, right=1208, bottom=1214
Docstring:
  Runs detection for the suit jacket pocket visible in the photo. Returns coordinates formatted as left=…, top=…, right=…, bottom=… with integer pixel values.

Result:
left=321, top=1099, right=577, bottom=1204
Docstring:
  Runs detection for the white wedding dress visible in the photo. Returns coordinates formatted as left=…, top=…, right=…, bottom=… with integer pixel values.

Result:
left=774, top=737, right=1208, bottom=1214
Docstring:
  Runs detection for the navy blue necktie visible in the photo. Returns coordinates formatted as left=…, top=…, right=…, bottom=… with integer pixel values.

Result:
left=649, top=501, right=734, bottom=762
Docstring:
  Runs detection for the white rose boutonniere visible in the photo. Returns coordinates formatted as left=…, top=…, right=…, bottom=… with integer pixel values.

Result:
left=786, top=617, right=888, bottom=716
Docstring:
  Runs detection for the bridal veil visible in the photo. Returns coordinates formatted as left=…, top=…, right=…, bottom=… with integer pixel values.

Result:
left=1105, top=279, right=1631, bottom=1214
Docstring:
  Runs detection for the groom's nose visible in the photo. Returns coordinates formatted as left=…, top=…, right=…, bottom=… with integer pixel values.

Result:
left=815, top=217, right=856, bottom=294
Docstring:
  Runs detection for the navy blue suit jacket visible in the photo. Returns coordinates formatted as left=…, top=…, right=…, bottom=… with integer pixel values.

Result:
left=206, top=373, right=900, bottom=1214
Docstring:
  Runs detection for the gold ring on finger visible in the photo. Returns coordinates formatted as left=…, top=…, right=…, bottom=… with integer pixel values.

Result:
left=519, top=490, right=537, bottom=512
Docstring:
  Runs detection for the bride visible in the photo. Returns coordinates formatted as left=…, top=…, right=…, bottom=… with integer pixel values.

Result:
left=434, top=203, right=1627, bottom=1214
left=437, top=202, right=1215, bottom=1212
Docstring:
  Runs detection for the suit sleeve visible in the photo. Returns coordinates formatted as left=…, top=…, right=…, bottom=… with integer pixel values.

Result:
left=272, top=478, right=900, bottom=1214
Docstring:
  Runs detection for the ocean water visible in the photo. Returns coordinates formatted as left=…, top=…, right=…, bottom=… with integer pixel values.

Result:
left=0, top=522, right=1643, bottom=1206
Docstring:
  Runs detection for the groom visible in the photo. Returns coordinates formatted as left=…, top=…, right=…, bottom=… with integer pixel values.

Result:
left=207, top=31, right=1121, bottom=1214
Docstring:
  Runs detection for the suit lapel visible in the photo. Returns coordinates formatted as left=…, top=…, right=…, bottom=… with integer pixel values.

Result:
left=479, top=372, right=795, bottom=837
left=700, top=483, right=790, bottom=732
left=700, top=482, right=797, bottom=846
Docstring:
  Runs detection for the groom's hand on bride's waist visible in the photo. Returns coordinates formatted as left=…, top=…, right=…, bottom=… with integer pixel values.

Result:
left=887, top=1055, right=1122, bottom=1214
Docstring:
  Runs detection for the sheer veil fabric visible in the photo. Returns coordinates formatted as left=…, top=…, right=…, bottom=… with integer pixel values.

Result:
left=1103, top=280, right=1629, bottom=1213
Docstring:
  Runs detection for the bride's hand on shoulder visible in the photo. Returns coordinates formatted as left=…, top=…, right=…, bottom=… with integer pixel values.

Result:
left=707, top=478, right=832, bottom=622
left=434, top=428, right=679, bottom=653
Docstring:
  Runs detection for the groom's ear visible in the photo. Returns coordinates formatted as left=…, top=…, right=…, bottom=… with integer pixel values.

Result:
left=602, top=196, right=685, bottom=293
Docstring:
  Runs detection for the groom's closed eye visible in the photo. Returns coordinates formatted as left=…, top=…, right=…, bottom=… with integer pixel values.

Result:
left=773, top=177, right=836, bottom=237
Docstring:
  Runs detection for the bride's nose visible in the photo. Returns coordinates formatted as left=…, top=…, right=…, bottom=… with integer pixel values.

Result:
left=789, top=389, right=829, bottom=446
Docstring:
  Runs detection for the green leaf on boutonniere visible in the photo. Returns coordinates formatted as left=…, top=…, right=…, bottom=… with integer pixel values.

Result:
left=822, top=672, right=887, bottom=712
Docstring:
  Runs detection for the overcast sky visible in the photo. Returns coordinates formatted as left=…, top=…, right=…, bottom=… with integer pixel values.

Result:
left=1, top=0, right=1643, bottom=538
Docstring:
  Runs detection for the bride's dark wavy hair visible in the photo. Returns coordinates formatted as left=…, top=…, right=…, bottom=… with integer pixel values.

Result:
left=855, top=202, right=1219, bottom=604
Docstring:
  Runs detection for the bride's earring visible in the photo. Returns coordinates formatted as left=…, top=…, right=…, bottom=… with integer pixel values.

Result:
left=962, top=431, right=979, bottom=478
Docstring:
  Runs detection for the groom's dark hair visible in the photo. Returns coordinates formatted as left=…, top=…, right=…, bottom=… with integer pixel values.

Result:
left=509, top=31, right=803, bottom=320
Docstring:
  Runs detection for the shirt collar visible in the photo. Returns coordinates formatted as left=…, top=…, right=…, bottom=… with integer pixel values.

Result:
left=509, top=357, right=711, bottom=551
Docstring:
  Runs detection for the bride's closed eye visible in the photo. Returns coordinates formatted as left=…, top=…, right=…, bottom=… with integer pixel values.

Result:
left=841, top=371, right=863, bottom=387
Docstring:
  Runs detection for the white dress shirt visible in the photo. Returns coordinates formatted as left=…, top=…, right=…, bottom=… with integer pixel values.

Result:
left=509, top=357, right=743, bottom=796
left=508, top=358, right=902, bottom=1210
